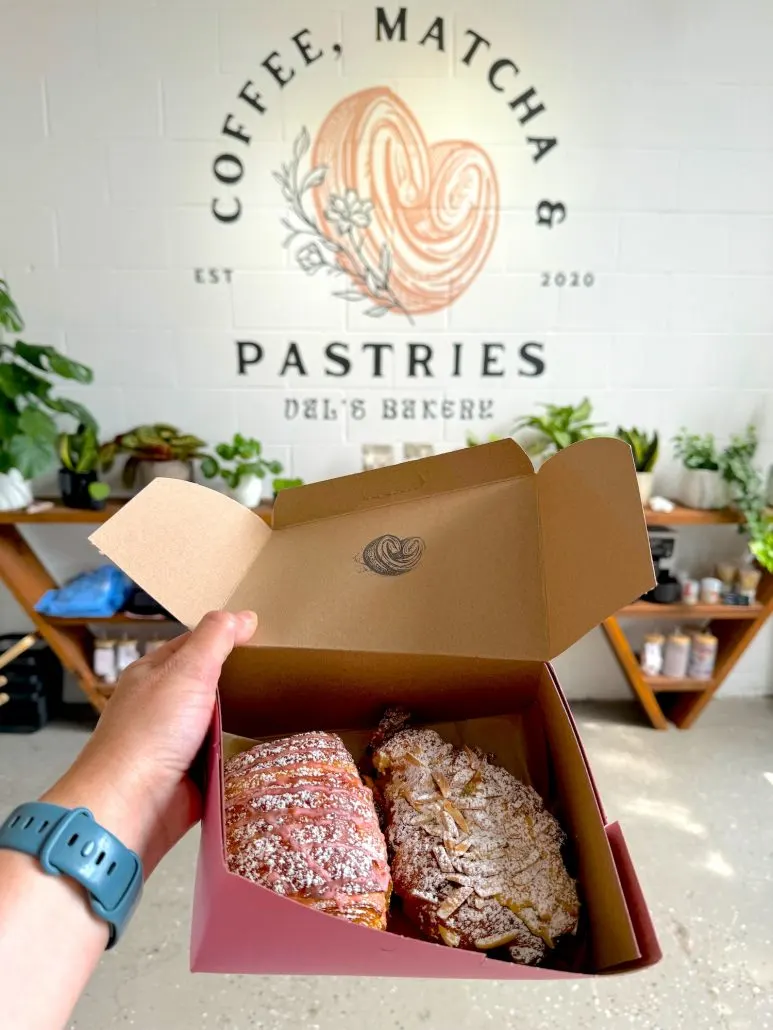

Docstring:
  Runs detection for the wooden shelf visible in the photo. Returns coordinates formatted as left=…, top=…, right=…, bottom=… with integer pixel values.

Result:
left=644, top=505, right=743, bottom=526
left=643, top=675, right=713, bottom=693
left=619, top=602, right=762, bottom=620
left=45, top=613, right=176, bottom=627
left=0, top=501, right=128, bottom=524
left=0, top=499, right=273, bottom=525
left=0, top=495, right=767, bottom=724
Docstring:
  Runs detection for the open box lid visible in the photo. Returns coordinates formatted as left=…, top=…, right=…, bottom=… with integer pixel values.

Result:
left=90, top=439, right=654, bottom=664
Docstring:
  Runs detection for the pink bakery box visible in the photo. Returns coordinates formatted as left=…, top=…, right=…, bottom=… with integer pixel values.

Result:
left=91, top=438, right=662, bottom=979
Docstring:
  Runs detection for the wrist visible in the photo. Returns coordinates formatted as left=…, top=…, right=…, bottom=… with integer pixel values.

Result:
left=41, top=754, right=154, bottom=869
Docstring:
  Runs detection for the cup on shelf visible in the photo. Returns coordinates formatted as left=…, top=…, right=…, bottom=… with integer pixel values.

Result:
left=738, top=567, right=762, bottom=604
left=716, top=562, right=737, bottom=593
left=700, top=577, right=723, bottom=605
left=681, top=578, right=700, bottom=606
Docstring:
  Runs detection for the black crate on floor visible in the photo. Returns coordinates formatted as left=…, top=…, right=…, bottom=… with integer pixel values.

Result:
left=0, top=634, right=63, bottom=734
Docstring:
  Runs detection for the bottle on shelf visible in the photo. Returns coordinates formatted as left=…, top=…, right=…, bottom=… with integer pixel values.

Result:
left=93, top=639, right=117, bottom=685
left=663, top=630, right=691, bottom=679
left=115, top=637, right=140, bottom=674
left=687, top=632, right=719, bottom=681
left=640, top=633, right=665, bottom=676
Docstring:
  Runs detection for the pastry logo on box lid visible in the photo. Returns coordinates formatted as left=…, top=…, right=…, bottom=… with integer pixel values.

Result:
left=358, top=534, right=426, bottom=577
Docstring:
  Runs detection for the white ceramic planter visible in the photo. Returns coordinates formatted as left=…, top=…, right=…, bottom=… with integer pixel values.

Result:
left=134, top=459, right=193, bottom=492
left=676, top=469, right=729, bottom=510
left=228, top=474, right=264, bottom=508
left=0, top=470, right=33, bottom=511
left=636, top=472, right=654, bottom=508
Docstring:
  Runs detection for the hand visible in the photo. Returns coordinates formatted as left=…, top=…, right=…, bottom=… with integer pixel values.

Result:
left=43, top=610, right=258, bottom=874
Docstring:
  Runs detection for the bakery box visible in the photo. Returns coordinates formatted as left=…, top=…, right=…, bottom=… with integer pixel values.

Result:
left=91, top=438, right=661, bottom=979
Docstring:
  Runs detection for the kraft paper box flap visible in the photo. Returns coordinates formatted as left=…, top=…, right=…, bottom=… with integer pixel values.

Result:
left=538, top=439, right=656, bottom=656
left=271, top=437, right=536, bottom=528
left=90, top=439, right=654, bottom=664
left=89, top=479, right=271, bottom=628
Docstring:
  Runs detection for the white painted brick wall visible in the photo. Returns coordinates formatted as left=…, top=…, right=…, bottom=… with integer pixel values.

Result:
left=0, top=0, right=772, bottom=701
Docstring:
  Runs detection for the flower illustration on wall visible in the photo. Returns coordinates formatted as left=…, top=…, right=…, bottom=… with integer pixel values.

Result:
left=275, top=87, right=500, bottom=322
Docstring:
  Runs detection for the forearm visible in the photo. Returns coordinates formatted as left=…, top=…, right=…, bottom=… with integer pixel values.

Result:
left=0, top=849, right=108, bottom=1030
left=0, top=754, right=161, bottom=1030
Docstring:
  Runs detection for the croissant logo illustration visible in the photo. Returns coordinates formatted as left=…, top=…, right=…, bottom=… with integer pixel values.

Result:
left=360, top=534, right=426, bottom=576
left=276, top=87, right=500, bottom=323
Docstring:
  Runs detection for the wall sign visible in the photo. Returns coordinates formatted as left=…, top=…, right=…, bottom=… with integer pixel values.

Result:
left=198, top=5, right=585, bottom=433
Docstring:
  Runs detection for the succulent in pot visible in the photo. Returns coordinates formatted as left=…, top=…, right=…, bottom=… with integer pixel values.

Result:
left=672, top=429, right=729, bottom=510
left=100, top=424, right=207, bottom=492
left=59, top=423, right=110, bottom=510
left=201, top=434, right=284, bottom=508
left=617, top=427, right=659, bottom=507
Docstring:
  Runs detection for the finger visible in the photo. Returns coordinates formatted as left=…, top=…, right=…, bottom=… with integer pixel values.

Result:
left=173, top=610, right=257, bottom=680
left=140, top=630, right=191, bottom=667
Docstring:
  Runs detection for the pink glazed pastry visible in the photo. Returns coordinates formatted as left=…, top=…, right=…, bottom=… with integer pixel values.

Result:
left=223, top=732, right=391, bottom=930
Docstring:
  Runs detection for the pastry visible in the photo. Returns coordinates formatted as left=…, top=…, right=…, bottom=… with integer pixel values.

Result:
left=224, top=731, right=391, bottom=930
left=373, top=724, right=580, bottom=965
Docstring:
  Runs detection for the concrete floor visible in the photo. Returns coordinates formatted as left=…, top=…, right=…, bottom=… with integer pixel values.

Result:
left=1, top=700, right=772, bottom=1030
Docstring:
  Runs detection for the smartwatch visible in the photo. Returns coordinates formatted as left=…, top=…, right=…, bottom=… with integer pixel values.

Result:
left=0, top=802, right=143, bottom=948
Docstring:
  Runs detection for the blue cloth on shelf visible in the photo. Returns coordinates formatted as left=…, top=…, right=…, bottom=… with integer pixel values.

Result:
left=35, top=566, right=134, bottom=618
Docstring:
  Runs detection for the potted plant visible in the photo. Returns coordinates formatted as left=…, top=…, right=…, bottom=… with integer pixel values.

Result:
left=59, top=423, right=110, bottom=510
left=617, top=427, right=659, bottom=506
left=513, top=398, right=604, bottom=463
left=718, top=426, right=773, bottom=574
left=272, top=477, right=304, bottom=499
left=465, top=433, right=502, bottom=447
left=201, top=434, right=284, bottom=508
left=0, top=278, right=96, bottom=510
left=100, top=424, right=207, bottom=492
left=672, top=429, right=729, bottom=510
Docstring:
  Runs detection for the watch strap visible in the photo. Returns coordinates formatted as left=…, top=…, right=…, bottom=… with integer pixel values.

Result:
left=0, top=802, right=143, bottom=948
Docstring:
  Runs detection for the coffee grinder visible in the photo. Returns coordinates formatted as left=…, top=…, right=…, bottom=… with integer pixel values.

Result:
left=644, top=528, right=681, bottom=603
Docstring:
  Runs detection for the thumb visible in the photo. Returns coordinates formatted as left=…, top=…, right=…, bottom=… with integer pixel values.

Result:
left=174, top=610, right=258, bottom=681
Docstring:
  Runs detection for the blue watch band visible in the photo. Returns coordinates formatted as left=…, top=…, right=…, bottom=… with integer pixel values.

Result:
left=0, top=802, right=143, bottom=948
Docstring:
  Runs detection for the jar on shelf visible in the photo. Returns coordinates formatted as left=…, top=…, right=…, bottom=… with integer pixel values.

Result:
left=93, top=639, right=117, bottom=685
left=640, top=633, right=665, bottom=676
left=663, top=631, right=691, bottom=679
left=687, top=632, right=718, bottom=681
left=115, top=638, right=140, bottom=674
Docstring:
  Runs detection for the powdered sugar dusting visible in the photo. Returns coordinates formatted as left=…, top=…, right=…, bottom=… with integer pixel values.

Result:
left=224, top=732, right=390, bottom=930
left=374, top=727, right=580, bottom=965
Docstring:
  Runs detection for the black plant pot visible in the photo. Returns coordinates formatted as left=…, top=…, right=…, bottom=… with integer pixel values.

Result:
left=59, top=468, right=105, bottom=511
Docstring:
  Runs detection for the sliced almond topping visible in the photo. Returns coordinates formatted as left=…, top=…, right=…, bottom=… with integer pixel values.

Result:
left=433, top=846, right=455, bottom=874
left=443, top=800, right=470, bottom=835
left=438, top=926, right=461, bottom=948
left=474, top=882, right=502, bottom=899
left=404, top=753, right=424, bottom=767
left=461, top=768, right=483, bottom=797
left=474, top=931, right=523, bottom=951
left=444, top=873, right=473, bottom=886
left=444, top=837, right=472, bottom=855
left=433, top=770, right=452, bottom=797
left=437, top=886, right=473, bottom=920
left=440, top=810, right=458, bottom=837
left=415, top=816, right=445, bottom=838
left=463, top=744, right=479, bottom=766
